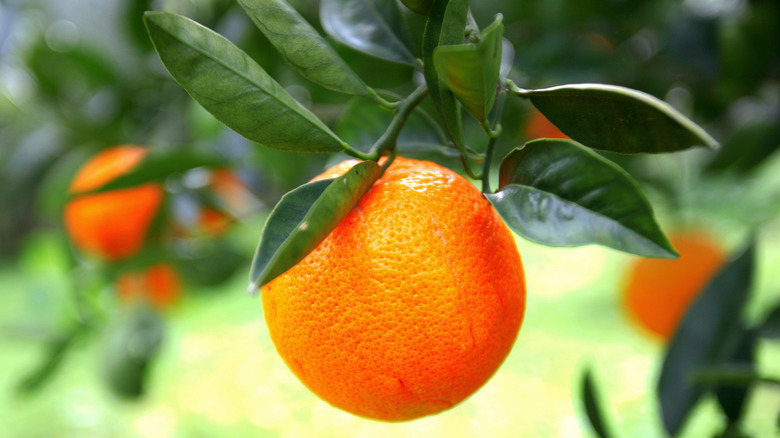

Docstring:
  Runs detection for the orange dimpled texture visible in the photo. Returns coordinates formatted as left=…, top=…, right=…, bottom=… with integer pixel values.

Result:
left=117, top=263, right=181, bottom=309
left=64, top=146, right=163, bottom=261
left=623, top=232, right=726, bottom=340
left=261, top=157, right=526, bottom=421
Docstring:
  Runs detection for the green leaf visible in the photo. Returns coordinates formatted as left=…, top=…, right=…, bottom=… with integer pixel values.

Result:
left=78, top=150, right=227, bottom=194
left=335, top=98, right=447, bottom=154
left=422, top=0, right=469, bottom=157
left=144, top=11, right=346, bottom=153
left=17, top=328, right=84, bottom=395
left=320, top=0, right=415, bottom=65
left=485, top=139, right=676, bottom=258
left=237, top=0, right=368, bottom=96
left=519, top=83, right=719, bottom=154
left=714, top=327, right=757, bottom=425
left=580, top=366, right=616, bottom=438
left=400, top=0, right=434, bottom=15
left=658, top=243, right=755, bottom=436
left=759, top=303, right=780, bottom=339
left=249, top=161, right=382, bottom=290
left=433, top=14, right=503, bottom=122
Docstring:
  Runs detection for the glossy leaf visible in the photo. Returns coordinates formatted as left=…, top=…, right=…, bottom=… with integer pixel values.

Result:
left=581, top=367, right=616, bottom=438
left=658, top=243, right=755, bottom=436
left=237, top=0, right=368, bottom=96
left=249, top=161, right=381, bottom=290
left=486, top=139, right=676, bottom=258
left=144, top=11, right=346, bottom=152
left=434, top=14, right=503, bottom=122
left=320, top=0, right=415, bottom=65
left=422, top=0, right=469, bottom=156
left=80, top=150, right=227, bottom=194
left=520, top=83, right=719, bottom=154
left=400, top=0, right=434, bottom=15
left=335, top=98, right=447, bottom=154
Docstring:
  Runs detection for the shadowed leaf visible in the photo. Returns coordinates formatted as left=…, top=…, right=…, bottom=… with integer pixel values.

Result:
left=581, top=366, right=616, bottom=438
left=250, top=161, right=382, bottom=290
left=486, top=139, right=676, bottom=258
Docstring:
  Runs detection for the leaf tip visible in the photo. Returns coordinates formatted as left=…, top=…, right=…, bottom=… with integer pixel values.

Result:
left=247, top=281, right=261, bottom=297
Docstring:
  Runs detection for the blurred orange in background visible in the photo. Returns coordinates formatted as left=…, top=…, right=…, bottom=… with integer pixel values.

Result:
left=116, top=263, right=181, bottom=309
left=523, top=109, right=569, bottom=140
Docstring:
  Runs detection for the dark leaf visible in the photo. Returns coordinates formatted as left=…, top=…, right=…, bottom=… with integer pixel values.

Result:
left=237, top=0, right=368, bottom=95
left=434, top=14, right=503, bottom=122
left=422, top=0, right=469, bottom=157
left=320, top=0, right=415, bottom=65
left=400, top=0, right=434, bottom=15
left=102, top=306, right=164, bottom=399
left=249, top=160, right=381, bottom=290
left=705, top=119, right=780, bottom=175
left=145, top=11, right=346, bottom=152
left=715, top=328, right=757, bottom=425
left=658, top=243, right=755, bottom=436
left=335, top=98, right=446, bottom=154
left=486, top=139, right=676, bottom=258
left=581, top=366, right=616, bottom=438
left=519, top=83, right=719, bottom=154
left=759, top=303, right=780, bottom=339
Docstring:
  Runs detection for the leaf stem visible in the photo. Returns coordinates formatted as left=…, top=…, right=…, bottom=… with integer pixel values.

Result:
left=366, top=84, right=429, bottom=158
left=367, top=87, right=400, bottom=110
left=480, top=89, right=507, bottom=193
left=503, top=78, right=530, bottom=98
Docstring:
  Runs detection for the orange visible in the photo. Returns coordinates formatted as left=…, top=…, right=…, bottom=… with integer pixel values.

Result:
left=64, top=145, right=163, bottom=261
left=523, top=108, right=568, bottom=140
left=117, top=263, right=181, bottom=309
left=623, top=232, right=726, bottom=340
left=261, top=157, right=526, bottom=421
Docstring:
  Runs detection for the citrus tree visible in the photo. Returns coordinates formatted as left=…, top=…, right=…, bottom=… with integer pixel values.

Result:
left=129, top=0, right=778, bottom=435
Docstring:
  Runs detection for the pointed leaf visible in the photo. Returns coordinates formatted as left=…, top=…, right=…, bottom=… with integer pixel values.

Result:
left=434, top=14, right=503, bottom=122
left=658, top=243, right=755, bottom=436
left=422, top=0, right=469, bottom=156
left=145, top=11, right=345, bottom=152
left=250, top=161, right=382, bottom=289
left=581, top=367, right=616, bottom=438
left=759, top=303, right=780, bottom=339
left=237, top=0, right=368, bottom=96
left=520, top=83, right=719, bottom=154
left=400, top=0, right=434, bottom=15
left=320, top=0, right=415, bottom=65
left=485, top=139, right=676, bottom=258
left=714, top=327, right=757, bottom=425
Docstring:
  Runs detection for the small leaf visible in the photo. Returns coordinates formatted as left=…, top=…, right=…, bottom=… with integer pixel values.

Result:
left=485, top=139, right=676, bottom=258
left=335, top=98, right=447, bottom=154
left=434, top=14, right=503, bottom=122
left=17, top=328, right=83, bottom=395
left=320, top=0, right=415, bottom=65
left=249, top=161, right=381, bottom=289
left=521, top=83, right=719, bottom=154
left=658, top=243, right=755, bottom=436
left=422, top=0, right=469, bottom=156
left=581, top=366, right=616, bottom=438
left=80, top=150, right=227, bottom=194
left=144, top=11, right=346, bottom=153
left=400, top=0, right=434, bottom=15
left=237, top=0, right=368, bottom=96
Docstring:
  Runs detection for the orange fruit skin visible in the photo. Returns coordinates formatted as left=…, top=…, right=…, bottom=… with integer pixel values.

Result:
left=523, top=109, right=568, bottom=140
left=64, top=146, right=163, bottom=261
left=261, top=157, right=526, bottom=421
left=623, top=232, right=726, bottom=340
left=117, top=263, right=181, bottom=309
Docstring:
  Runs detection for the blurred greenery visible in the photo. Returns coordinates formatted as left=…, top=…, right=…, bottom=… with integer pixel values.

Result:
left=1, top=0, right=779, bottom=436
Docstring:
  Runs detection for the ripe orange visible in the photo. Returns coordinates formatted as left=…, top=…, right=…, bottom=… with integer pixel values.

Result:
left=523, top=108, right=568, bottom=140
left=117, top=263, right=181, bottom=309
left=623, top=232, right=726, bottom=340
left=64, top=145, right=163, bottom=261
left=261, top=157, right=526, bottom=421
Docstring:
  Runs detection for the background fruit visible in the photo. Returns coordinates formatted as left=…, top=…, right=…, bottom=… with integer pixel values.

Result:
left=116, top=263, right=181, bottom=309
left=623, top=232, right=726, bottom=340
left=64, top=145, right=163, bottom=261
left=261, top=157, right=526, bottom=421
left=523, top=108, right=569, bottom=140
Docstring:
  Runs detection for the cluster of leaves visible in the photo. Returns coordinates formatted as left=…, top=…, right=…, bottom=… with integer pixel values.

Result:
left=582, top=242, right=780, bottom=437
left=142, top=0, right=719, bottom=295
